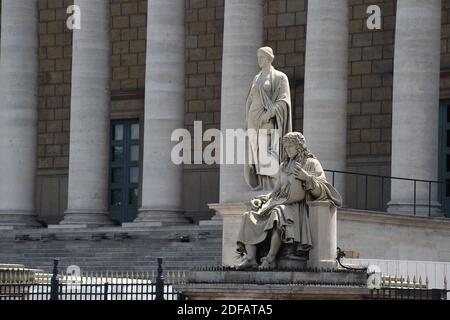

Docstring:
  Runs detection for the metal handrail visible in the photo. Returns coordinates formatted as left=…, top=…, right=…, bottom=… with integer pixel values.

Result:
left=324, top=169, right=445, bottom=217
left=324, top=169, right=444, bottom=184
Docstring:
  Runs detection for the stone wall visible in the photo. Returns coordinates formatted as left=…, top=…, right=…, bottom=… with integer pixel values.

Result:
left=264, top=0, right=307, bottom=131
left=36, top=0, right=73, bottom=223
left=347, top=0, right=395, bottom=163
left=344, top=0, right=395, bottom=209
left=185, top=0, right=223, bottom=135
left=37, top=0, right=73, bottom=171
left=338, top=209, right=450, bottom=262
left=111, top=0, right=147, bottom=93
left=183, top=0, right=224, bottom=221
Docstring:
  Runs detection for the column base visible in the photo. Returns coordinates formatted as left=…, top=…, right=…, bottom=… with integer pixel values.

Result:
left=199, top=207, right=224, bottom=226
left=0, top=211, right=42, bottom=229
left=132, top=208, right=190, bottom=226
left=60, top=209, right=115, bottom=227
left=387, top=200, right=443, bottom=217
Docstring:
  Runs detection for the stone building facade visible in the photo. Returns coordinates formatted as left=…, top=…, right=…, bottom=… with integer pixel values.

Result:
left=0, top=0, right=449, bottom=271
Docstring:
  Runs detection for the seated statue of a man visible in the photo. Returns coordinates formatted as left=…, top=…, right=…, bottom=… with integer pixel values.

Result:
left=236, top=132, right=342, bottom=270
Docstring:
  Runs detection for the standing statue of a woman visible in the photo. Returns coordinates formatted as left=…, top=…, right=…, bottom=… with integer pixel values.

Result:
left=244, top=47, right=292, bottom=191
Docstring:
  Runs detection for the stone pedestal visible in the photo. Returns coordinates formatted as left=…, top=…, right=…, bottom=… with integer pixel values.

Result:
left=211, top=200, right=338, bottom=270
left=209, top=203, right=247, bottom=267
left=308, top=201, right=337, bottom=269
left=175, top=269, right=369, bottom=300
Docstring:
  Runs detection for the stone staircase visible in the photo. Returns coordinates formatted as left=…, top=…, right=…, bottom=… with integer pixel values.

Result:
left=0, top=224, right=223, bottom=273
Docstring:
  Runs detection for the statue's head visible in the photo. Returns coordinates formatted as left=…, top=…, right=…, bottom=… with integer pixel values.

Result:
left=282, top=132, right=307, bottom=159
left=257, top=46, right=274, bottom=69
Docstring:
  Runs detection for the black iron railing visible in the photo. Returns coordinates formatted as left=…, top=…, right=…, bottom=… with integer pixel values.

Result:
left=369, top=288, right=448, bottom=300
left=324, top=170, right=445, bottom=217
left=0, top=259, right=186, bottom=301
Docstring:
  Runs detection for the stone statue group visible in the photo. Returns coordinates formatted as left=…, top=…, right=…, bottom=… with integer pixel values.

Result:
left=236, top=47, right=342, bottom=270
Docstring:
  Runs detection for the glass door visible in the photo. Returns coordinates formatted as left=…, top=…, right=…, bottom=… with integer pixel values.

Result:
left=110, top=120, right=140, bottom=223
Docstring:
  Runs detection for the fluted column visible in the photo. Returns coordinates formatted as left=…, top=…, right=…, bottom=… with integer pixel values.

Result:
left=0, top=0, right=40, bottom=228
left=219, top=0, right=264, bottom=203
left=61, top=0, right=113, bottom=226
left=134, top=0, right=187, bottom=225
left=303, top=0, right=348, bottom=199
left=388, top=0, right=441, bottom=216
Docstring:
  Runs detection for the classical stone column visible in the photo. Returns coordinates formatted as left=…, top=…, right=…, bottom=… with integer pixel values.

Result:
left=134, top=0, right=187, bottom=225
left=388, top=0, right=441, bottom=216
left=303, top=0, right=348, bottom=199
left=0, top=0, right=40, bottom=228
left=219, top=0, right=264, bottom=203
left=60, top=0, right=113, bottom=226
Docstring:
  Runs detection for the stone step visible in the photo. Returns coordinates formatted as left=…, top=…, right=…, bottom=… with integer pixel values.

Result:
left=0, top=224, right=223, bottom=273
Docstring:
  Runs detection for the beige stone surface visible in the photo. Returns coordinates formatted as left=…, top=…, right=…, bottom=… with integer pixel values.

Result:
left=213, top=205, right=450, bottom=266
left=176, top=283, right=370, bottom=300
left=308, top=201, right=337, bottom=269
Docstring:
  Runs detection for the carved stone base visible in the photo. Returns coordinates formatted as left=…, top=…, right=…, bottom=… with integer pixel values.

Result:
left=277, top=256, right=307, bottom=269
left=276, top=243, right=308, bottom=269
left=175, top=269, right=370, bottom=300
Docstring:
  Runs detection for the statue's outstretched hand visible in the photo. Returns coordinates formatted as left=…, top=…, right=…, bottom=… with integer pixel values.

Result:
left=294, top=163, right=311, bottom=181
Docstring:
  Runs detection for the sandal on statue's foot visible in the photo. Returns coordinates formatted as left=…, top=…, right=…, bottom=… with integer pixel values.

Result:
left=235, top=258, right=258, bottom=270
left=258, top=256, right=276, bottom=270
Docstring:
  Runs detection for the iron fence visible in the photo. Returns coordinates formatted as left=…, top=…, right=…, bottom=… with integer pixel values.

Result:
left=369, top=288, right=448, bottom=300
left=0, top=259, right=186, bottom=301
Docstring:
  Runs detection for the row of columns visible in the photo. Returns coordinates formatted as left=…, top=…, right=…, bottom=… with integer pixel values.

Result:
left=0, top=0, right=443, bottom=228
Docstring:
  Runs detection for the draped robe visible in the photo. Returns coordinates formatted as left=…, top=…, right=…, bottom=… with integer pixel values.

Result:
left=244, top=66, right=292, bottom=190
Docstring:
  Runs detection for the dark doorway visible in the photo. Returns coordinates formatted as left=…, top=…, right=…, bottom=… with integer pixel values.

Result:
left=439, top=102, right=450, bottom=216
left=109, top=119, right=140, bottom=223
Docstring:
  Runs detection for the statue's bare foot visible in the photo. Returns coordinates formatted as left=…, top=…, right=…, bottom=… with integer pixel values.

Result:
left=235, top=258, right=258, bottom=270
left=258, top=256, right=276, bottom=270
